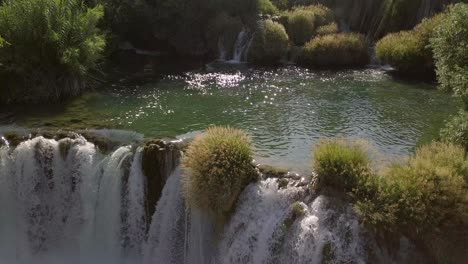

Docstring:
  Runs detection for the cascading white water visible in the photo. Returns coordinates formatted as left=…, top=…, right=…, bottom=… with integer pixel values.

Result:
left=216, top=179, right=368, bottom=264
left=226, top=29, right=252, bottom=63
left=0, top=137, right=147, bottom=264
left=0, top=135, right=415, bottom=263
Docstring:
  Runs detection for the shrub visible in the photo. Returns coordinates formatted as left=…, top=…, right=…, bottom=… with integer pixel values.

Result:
left=0, top=0, right=105, bottom=103
left=182, top=126, right=257, bottom=218
left=355, top=142, right=468, bottom=235
left=258, top=0, right=279, bottom=15
left=248, top=20, right=289, bottom=65
left=430, top=3, right=468, bottom=108
left=313, top=139, right=371, bottom=192
left=441, top=111, right=468, bottom=152
left=271, top=0, right=289, bottom=10
left=376, top=14, right=444, bottom=75
left=286, top=5, right=334, bottom=46
left=315, top=22, right=339, bottom=36
left=301, top=33, right=369, bottom=67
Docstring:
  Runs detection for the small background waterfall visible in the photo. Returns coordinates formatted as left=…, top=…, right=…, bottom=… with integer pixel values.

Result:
left=0, top=134, right=424, bottom=263
left=218, top=29, right=252, bottom=63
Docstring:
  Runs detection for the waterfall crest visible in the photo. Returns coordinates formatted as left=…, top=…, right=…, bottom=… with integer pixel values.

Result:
left=0, top=135, right=422, bottom=263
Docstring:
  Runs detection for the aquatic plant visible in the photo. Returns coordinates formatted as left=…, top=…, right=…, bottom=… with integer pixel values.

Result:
left=182, top=126, right=257, bottom=219
left=313, top=139, right=371, bottom=192
left=0, top=0, right=105, bottom=103
left=355, top=142, right=468, bottom=235
left=286, top=5, right=334, bottom=46
left=376, top=13, right=444, bottom=76
left=430, top=3, right=468, bottom=108
left=441, top=111, right=468, bottom=152
left=248, top=20, right=289, bottom=65
left=301, top=33, right=369, bottom=67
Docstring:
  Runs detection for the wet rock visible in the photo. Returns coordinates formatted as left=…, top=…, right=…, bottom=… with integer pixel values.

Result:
left=3, top=132, right=26, bottom=147
left=142, top=139, right=182, bottom=221
left=257, top=164, right=290, bottom=178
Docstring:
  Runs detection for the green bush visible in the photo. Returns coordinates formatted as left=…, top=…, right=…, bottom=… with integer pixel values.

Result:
left=441, top=111, right=468, bottom=152
left=355, top=142, right=468, bottom=235
left=0, top=0, right=105, bottom=103
left=315, top=22, right=339, bottom=36
left=182, top=126, right=257, bottom=218
left=248, top=20, right=289, bottom=65
left=313, top=139, right=371, bottom=192
left=258, top=0, right=279, bottom=15
left=431, top=3, right=468, bottom=108
left=376, top=14, right=444, bottom=75
left=301, top=33, right=369, bottom=67
left=286, top=5, right=334, bottom=46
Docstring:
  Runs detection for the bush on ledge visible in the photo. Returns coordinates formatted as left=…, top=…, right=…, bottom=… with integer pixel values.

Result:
left=301, top=33, right=369, bottom=67
left=248, top=20, right=289, bottom=65
left=286, top=5, right=334, bottom=46
left=313, top=139, right=372, bottom=192
left=315, top=22, right=339, bottom=36
left=355, top=142, right=468, bottom=235
left=376, top=14, right=444, bottom=76
left=182, top=126, right=257, bottom=218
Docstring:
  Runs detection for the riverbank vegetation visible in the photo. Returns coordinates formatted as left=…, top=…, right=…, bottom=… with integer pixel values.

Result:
left=0, top=0, right=105, bottom=104
left=0, top=0, right=463, bottom=104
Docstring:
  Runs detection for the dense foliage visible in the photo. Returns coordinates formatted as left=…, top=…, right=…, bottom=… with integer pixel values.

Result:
left=301, top=33, right=369, bottom=67
left=376, top=14, right=444, bottom=76
left=431, top=3, right=468, bottom=108
left=183, top=126, right=257, bottom=219
left=0, top=0, right=105, bottom=103
left=441, top=111, right=468, bottom=152
left=248, top=20, right=289, bottom=65
left=313, top=139, right=371, bottom=192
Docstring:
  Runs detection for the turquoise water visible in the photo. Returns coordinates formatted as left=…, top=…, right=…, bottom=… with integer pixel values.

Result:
left=11, top=65, right=458, bottom=172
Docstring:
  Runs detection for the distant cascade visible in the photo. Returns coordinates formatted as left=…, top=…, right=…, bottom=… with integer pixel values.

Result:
left=232, top=30, right=249, bottom=62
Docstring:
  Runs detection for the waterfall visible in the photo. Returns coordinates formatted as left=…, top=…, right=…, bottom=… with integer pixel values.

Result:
left=0, top=136, right=178, bottom=264
left=0, top=134, right=422, bottom=263
left=232, top=30, right=247, bottom=62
